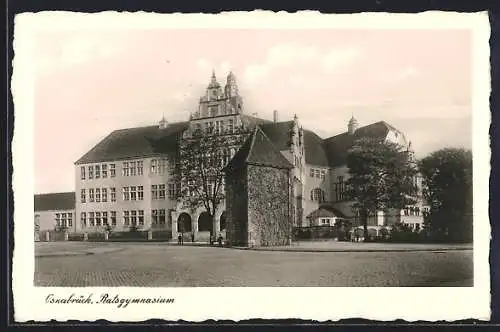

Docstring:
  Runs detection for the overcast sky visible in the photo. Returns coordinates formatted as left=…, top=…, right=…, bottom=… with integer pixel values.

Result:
left=31, top=25, right=471, bottom=194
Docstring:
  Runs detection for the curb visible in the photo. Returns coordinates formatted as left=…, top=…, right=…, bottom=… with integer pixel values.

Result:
left=229, top=247, right=473, bottom=253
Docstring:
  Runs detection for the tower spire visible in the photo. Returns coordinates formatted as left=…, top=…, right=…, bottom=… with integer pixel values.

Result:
left=348, top=114, right=358, bottom=135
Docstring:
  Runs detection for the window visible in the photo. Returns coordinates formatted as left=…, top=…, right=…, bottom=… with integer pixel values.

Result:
left=130, top=161, right=137, bottom=176
left=102, top=212, right=108, bottom=226
left=81, top=166, right=86, bottom=180
left=168, top=183, right=177, bottom=199
left=223, top=149, right=230, bottom=165
left=159, top=209, right=166, bottom=225
left=151, top=185, right=158, bottom=200
left=95, top=212, right=101, bottom=226
left=110, top=164, right=116, bottom=177
left=131, top=210, right=137, bottom=226
left=310, top=188, right=325, bottom=202
left=151, top=159, right=158, bottom=174
left=122, top=162, right=130, bottom=176
left=81, top=212, right=86, bottom=227
left=67, top=213, right=72, bottom=227
left=159, top=158, right=166, bottom=174
left=228, top=119, right=234, bottom=133
left=102, top=188, right=108, bottom=202
left=137, top=161, right=143, bottom=175
left=152, top=209, right=167, bottom=225
left=138, top=186, right=144, bottom=201
left=110, top=187, right=116, bottom=202
left=89, top=189, right=94, bottom=202
left=168, top=157, right=176, bottom=170
left=61, top=213, right=67, bottom=228
left=320, top=170, right=326, bottom=180
left=123, top=211, right=130, bottom=226
left=81, top=189, right=86, bottom=203
left=95, top=165, right=101, bottom=179
left=89, top=212, right=95, bottom=226
left=315, top=169, right=320, bottom=178
left=129, top=186, right=136, bottom=201
left=102, top=164, right=108, bottom=178
left=111, top=211, right=116, bottom=226
left=123, top=187, right=130, bottom=201
left=138, top=210, right=144, bottom=226
left=159, top=184, right=166, bottom=200
left=95, top=188, right=101, bottom=203
left=215, top=120, right=223, bottom=134
left=310, top=169, right=315, bottom=177
left=88, top=166, right=94, bottom=179
left=55, top=213, right=60, bottom=227
left=152, top=210, right=158, bottom=225
left=338, top=176, right=344, bottom=183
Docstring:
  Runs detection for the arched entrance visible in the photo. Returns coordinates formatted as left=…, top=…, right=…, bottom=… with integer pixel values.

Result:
left=220, top=211, right=227, bottom=231
left=198, top=212, right=213, bottom=232
left=177, top=213, right=192, bottom=233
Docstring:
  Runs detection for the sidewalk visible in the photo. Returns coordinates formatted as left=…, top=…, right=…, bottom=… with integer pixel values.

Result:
left=233, top=241, right=473, bottom=253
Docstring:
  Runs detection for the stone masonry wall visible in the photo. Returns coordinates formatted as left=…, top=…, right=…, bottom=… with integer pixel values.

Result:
left=225, top=166, right=248, bottom=246
left=247, top=165, right=292, bottom=246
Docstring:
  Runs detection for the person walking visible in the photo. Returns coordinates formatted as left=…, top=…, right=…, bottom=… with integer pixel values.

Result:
left=177, top=234, right=182, bottom=245
left=217, top=234, right=223, bottom=247
left=191, top=232, right=195, bottom=243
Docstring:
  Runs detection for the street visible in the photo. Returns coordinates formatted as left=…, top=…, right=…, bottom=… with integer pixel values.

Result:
left=34, top=242, right=473, bottom=287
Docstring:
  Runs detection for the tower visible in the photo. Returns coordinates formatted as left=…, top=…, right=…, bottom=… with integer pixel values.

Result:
left=207, top=70, right=222, bottom=101
left=348, top=115, right=358, bottom=135
left=224, top=71, right=239, bottom=98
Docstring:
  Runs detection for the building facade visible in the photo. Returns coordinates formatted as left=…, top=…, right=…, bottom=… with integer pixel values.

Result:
left=34, top=192, right=76, bottom=241
left=72, top=71, right=426, bottom=241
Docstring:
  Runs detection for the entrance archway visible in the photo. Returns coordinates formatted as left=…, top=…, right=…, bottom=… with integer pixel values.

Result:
left=177, top=213, right=192, bottom=233
left=198, top=212, right=213, bottom=232
left=220, top=211, right=227, bottom=231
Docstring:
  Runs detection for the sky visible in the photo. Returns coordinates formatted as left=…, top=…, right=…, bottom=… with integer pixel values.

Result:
left=31, top=25, right=472, bottom=194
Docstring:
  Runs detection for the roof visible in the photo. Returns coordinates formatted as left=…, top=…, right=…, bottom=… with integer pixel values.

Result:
left=225, top=127, right=294, bottom=171
left=75, top=122, right=188, bottom=164
left=259, top=121, right=329, bottom=167
left=34, top=192, right=75, bottom=211
left=240, top=114, right=272, bottom=129
left=324, top=121, right=399, bottom=167
left=306, top=208, right=337, bottom=219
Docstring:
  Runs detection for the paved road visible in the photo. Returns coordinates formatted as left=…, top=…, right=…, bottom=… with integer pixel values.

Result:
left=35, top=242, right=473, bottom=287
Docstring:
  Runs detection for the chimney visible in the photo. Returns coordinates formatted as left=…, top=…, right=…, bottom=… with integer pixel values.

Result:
left=273, top=110, right=278, bottom=123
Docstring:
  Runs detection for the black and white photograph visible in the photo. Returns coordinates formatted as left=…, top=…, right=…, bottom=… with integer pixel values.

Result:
left=12, top=11, right=490, bottom=322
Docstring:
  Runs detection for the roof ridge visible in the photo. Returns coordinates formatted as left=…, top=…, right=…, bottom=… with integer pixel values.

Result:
left=35, top=191, right=75, bottom=196
left=244, top=126, right=260, bottom=164
left=247, top=126, right=293, bottom=168
left=114, top=120, right=188, bottom=132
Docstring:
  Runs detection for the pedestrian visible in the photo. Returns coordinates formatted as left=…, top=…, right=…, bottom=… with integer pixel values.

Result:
left=217, top=234, right=223, bottom=247
left=191, top=232, right=195, bottom=243
left=177, top=234, right=182, bottom=245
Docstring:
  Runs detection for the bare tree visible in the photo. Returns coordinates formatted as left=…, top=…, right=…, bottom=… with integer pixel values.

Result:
left=176, top=127, right=250, bottom=231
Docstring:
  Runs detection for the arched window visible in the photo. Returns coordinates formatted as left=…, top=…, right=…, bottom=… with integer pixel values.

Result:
left=310, top=188, right=325, bottom=203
